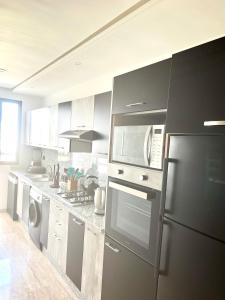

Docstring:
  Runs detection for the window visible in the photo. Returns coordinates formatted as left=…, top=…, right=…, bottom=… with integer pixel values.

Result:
left=0, top=99, right=22, bottom=163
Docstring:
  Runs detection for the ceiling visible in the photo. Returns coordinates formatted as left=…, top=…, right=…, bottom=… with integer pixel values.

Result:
left=0, top=0, right=141, bottom=88
left=0, top=0, right=225, bottom=100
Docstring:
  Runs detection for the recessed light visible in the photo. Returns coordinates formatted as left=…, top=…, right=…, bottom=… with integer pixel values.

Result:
left=74, top=61, right=82, bottom=66
left=0, top=68, right=6, bottom=72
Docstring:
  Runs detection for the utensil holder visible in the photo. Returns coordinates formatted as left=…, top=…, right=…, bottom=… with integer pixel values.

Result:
left=67, top=179, right=78, bottom=191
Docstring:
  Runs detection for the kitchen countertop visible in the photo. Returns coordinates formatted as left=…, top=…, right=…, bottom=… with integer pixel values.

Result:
left=11, top=170, right=105, bottom=233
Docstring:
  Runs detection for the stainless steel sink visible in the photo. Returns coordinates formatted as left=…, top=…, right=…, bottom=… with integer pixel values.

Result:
left=25, top=174, right=49, bottom=182
left=32, top=177, right=49, bottom=182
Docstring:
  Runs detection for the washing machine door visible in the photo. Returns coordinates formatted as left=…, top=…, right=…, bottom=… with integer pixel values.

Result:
left=29, top=199, right=40, bottom=227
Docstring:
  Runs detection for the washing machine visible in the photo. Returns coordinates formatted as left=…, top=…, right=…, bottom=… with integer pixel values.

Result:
left=28, top=188, right=42, bottom=249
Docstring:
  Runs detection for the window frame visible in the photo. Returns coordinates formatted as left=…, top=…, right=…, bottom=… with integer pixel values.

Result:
left=0, top=98, right=22, bottom=165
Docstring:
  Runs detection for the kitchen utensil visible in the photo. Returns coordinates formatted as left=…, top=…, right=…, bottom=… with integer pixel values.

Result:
left=50, top=163, right=60, bottom=188
left=81, top=176, right=99, bottom=196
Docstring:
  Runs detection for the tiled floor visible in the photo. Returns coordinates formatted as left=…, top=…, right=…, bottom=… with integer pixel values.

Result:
left=0, top=213, right=76, bottom=300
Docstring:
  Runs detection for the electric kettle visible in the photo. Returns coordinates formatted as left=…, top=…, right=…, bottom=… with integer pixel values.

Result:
left=94, top=187, right=106, bottom=215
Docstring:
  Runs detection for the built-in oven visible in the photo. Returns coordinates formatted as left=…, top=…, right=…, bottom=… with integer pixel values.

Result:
left=105, top=176, right=161, bottom=264
left=110, top=110, right=166, bottom=170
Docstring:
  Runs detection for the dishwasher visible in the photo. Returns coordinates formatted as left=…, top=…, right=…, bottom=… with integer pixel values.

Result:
left=7, top=173, right=18, bottom=220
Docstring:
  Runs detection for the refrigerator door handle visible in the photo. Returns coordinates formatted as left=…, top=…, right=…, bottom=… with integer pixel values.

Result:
left=159, top=220, right=171, bottom=276
left=161, top=158, right=178, bottom=214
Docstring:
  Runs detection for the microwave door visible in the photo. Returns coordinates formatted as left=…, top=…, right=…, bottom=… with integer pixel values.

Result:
left=144, top=126, right=153, bottom=167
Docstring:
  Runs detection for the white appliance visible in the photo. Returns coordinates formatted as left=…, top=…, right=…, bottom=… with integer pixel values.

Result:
left=94, top=187, right=106, bottom=215
left=112, top=124, right=165, bottom=169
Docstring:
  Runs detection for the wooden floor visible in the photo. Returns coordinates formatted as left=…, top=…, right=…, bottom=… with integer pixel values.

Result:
left=0, top=213, right=77, bottom=300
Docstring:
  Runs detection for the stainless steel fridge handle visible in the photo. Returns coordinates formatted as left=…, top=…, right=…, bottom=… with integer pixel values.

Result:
left=72, top=218, right=83, bottom=226
left=158, top=220, right=171, bottom=276
left=144, top=126, right=152, bottom=166
left=105, top=242, right=120, bottom=253
left=204, top=120, right=225, bottom=126
left=108, top=181, right=149, bottom=200
left=161, top=157, right=178, bottom=213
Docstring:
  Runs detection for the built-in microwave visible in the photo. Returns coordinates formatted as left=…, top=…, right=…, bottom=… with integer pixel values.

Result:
left=110, top=111, right=166, bottom=170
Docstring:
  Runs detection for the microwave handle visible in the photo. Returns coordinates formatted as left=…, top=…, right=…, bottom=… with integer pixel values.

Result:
left=144, top=126, right=152, bottom=166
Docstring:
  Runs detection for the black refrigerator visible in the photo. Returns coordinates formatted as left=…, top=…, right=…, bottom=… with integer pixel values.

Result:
left=157, top=135, right=225, bottom=300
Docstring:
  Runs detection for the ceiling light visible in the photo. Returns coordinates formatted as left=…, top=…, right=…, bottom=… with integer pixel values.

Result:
left=74, top=62, right=82, bottom=66
left=0, top=68, right=6, bottom=72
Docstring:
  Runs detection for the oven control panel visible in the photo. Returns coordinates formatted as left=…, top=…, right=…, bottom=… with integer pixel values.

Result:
left=108, top=163, right=163, bottom=191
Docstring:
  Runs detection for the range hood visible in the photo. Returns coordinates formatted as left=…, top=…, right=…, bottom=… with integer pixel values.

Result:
left=59, top=129, right=98, bottom=141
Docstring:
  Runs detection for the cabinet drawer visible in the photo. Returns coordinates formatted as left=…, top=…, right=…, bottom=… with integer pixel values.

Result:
left=51, top=201, right=66, bottom=221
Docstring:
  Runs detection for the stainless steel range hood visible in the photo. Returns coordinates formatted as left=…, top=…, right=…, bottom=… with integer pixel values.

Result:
left=59, top=129, right=98, bottom=141
left=58, top=129, right=100, bottom=153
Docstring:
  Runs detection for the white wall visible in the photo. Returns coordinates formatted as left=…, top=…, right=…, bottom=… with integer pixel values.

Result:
left=43, top=75, right=112, bottom=106
left=0, top=87, right=44, bottom=210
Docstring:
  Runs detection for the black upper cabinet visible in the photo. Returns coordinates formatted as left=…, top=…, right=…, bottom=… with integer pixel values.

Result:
left=58, top=101, right=72, bottom=133
left=92, top=92, right=112, bottom=155
left=58, top=101, right=72, bottom=151
left=112, top=58, right=171, bottom=114
left=166, top=36, right=225, bottom=134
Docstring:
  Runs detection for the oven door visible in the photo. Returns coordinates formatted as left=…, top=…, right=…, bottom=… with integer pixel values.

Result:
left=105, top=178, right=160, bottom=264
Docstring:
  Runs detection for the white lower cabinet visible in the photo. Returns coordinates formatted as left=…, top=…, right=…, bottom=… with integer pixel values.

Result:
left=47, top=200, right=68, bottom=272
left=47, top=199, right=104, bottom=299
left=82, top=225, right=104, bottom=300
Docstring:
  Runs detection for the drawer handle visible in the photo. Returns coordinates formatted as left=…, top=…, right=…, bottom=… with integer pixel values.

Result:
left=125, top=102, right=146, bottom=107
left=56, top=237, right=61, bottom=241
left=72, top=218, right=83, bottom=226
left=204, top=120, right=225, bottom=126
left=105, top=242, right=120, bottom=253
left=87, top=227, right=97, bottom=236
left=56, top=205, right=63, bottom=211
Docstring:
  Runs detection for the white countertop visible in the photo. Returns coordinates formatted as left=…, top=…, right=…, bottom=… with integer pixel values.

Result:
left=12, top=170, right=105, bottom=233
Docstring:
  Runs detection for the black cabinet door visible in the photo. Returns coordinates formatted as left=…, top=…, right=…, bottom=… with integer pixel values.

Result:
left=112, top=59, right=171, bottom=114
left=66, top=214, right=85, bottom=291
left=166, top=36, right=225, bottom=134
left=7, top=180, right=17, bottom=220
left=58, top=101, right=72, bottom=151
left=22, top=183, right=30, bottom=225
left=92, top=91, right=112, bottom=155
left=157, top=219, right=225, bottom=300
left=40, top=197, right=50, bottom=249
left=101, top=236, right=156, bottom=300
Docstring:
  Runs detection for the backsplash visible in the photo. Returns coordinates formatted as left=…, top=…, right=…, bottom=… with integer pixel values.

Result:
left=41, top=149, right=108, bottom=187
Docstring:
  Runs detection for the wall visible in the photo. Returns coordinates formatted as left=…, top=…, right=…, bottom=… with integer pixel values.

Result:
left=41, top=149, right=108, bottom=189
left=0, top=87, right=44, bottom=210
left=43, top=75, right=112, bottom=106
